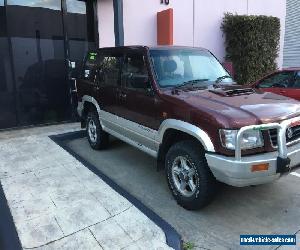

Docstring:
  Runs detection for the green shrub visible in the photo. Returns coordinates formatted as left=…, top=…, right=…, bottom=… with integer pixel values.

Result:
left=221, top=13, right=280, bottom=84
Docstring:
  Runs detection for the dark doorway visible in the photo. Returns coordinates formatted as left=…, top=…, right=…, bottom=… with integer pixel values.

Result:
left=1, top=0, right=98, bottom=129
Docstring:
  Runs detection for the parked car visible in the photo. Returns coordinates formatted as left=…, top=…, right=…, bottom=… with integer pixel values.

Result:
left=252, top=68, right=300, bottom=100
left=76, top=46, right=300, bottom=210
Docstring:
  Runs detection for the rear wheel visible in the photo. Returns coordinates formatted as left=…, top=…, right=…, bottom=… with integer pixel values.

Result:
left=86, top=111, right=109, bottom=150
left=165, top=140, right=217, bottom=210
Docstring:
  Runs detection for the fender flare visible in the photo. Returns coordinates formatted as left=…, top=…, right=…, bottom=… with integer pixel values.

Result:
left=81, top=95, right=102, bottom=115
left=156, top=119, right=215, bottom=152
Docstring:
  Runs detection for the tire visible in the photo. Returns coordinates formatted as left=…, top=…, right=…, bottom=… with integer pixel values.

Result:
left=165, top=140, right=217, bottom=210
left=86, top=111, right=109, bottom=150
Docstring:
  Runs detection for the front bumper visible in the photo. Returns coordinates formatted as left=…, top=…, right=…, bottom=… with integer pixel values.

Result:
left=206, top=117, right=300, bottom=187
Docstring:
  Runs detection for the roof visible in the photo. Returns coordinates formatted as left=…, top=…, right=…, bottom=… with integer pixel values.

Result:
left=282, top=67, right=300, bottom=71
left=97, top=45, right=208, bottom=51
left=148, top=45, right=207, bottom=51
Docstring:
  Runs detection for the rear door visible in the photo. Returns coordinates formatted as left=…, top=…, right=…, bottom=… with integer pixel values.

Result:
left=96, top=49, right=123, bottom=114
left=92, top=49, right=126, bottom=135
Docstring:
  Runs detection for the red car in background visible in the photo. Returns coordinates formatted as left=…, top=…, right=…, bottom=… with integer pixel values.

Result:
left=252, top=68, right=300, bottom=101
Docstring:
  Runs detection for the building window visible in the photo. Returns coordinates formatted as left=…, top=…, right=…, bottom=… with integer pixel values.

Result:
left=7, top=0, right=61, bottom=10
left=66, top=0, right=86, bottom=14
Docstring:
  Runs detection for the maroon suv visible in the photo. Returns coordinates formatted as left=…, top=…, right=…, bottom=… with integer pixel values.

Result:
left=76, top=46, right=300, bottom=210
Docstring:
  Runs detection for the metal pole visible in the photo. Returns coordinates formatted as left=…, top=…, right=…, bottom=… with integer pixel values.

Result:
left=113, top=0, right=124, bottom=46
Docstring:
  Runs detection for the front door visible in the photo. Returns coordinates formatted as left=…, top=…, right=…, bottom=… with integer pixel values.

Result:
left=281, top=71, right=300, bottom=101
left=256, top=71, right=295, bottom=98
left=118, top=49, right=160, bottom=150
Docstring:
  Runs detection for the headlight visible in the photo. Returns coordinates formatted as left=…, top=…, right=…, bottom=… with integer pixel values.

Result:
left=219, top=129, right=264, bottom=150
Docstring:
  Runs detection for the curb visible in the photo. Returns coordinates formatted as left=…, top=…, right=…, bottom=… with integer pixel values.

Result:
left=0, top=182, right=22, bottom=250
left=50, top=130, right=183, bottom=250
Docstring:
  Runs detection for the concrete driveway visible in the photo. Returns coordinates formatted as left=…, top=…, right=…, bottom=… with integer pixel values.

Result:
left=66, top=136, right=300, bottom=250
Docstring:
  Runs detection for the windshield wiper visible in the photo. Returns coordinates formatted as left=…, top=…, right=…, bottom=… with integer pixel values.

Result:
left=174, top=79, right=209, bottom=89
left=215, top=75, right=232, bottom=83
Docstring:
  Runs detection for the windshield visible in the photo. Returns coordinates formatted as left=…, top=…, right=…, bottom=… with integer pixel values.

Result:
left=149, top=48, right=233, bottom=88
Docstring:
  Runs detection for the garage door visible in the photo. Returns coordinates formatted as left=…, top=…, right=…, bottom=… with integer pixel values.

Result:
left=283, top=0, right=300, bottom=67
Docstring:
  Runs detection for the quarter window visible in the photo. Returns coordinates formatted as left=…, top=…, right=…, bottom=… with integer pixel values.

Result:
left=83, top=52, right=98, bottom=81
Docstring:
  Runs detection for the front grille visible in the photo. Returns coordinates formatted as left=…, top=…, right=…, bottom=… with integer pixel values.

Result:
left=269, top=125, right=300, bottom=147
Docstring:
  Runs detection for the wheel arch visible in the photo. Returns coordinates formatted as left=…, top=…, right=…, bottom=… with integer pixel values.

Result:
left=157, top=119, right=215, bottom=152
left=80, top=95, right=101, bottom=127
left=156, top=119, right=215, bottom=168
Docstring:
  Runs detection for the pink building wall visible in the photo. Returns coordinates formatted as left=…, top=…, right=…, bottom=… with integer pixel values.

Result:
left=97, top=0, right=286, bottom=68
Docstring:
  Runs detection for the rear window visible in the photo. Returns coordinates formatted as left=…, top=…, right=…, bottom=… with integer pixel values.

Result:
left=83, top=52, right=98, bottom=81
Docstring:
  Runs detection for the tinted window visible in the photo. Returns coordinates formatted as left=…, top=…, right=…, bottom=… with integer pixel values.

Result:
left=100, top=53, right=122, bottom=86
left=291, top=71, right=300, bottom=88
left=122, top=53, right=149, bottom=91
left=83, top=52, right=98, bottom=81
left=258, top=71, right=295, bottom=88
left=0, top=0, right=4, bottom=6
left=7, top=0, right=61, bottom=10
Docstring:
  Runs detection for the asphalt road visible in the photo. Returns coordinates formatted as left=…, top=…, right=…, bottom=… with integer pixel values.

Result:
left=66, top=136, right=300, bottom=250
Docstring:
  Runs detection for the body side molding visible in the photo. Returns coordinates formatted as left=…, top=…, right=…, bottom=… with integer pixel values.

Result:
left=157, top=119, right=215, bottom=152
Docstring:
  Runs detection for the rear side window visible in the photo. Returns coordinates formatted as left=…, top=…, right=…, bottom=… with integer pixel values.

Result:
left=100, top=52, right=123, bottom=86
left=83, top=52, right=98, bottom=81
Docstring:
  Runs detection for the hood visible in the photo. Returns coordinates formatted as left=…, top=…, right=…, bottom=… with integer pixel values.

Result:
left=162, top=85, right=300, bottom=128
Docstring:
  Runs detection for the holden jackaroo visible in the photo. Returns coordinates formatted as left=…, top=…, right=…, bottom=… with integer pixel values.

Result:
left=76, top=46, right=300, bottom=210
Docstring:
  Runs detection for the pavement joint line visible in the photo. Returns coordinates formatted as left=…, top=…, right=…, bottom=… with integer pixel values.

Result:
left=23, top=216, right=114, bottom=249
left=290, top=172, right=300, bottom=178
left=54, top=216, right=65, bottom=236
left=87, top=228, right=104, bottom=250
left=50, top=130, right=182, bottom=250
left=119, top=235, right=147, bottom=250
left=23, top=205, right=135, bottom=249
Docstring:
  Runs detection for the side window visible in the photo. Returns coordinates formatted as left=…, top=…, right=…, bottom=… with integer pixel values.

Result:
left=122, top=53, right=150, bottom=91
left=100, top=53, right=122, bottom=86
left=291, top=71, right=300, bottom=88
left=83, top=52, right=98, bottom=82
left=258, top=72, right=294, bottom=88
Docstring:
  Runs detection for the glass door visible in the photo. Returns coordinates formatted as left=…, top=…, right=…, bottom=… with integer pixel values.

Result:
left=6, top=0, right=69, bottom=126
left=0, top=1, right=17, bottom=129
left=0, top=0, right=98, bottom=129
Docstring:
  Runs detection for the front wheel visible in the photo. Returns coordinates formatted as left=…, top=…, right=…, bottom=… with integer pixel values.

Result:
left=165, top=140, right=217, bottom=210
left=86, top=111, right=109, bottom=150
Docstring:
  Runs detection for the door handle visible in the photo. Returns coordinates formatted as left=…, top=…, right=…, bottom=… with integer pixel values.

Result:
left=116, top=92, right=126, bottom=99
